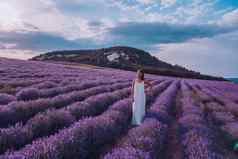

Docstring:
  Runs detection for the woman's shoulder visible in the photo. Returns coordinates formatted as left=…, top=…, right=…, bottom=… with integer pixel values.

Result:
left=135, top=79, right=144, bottom=84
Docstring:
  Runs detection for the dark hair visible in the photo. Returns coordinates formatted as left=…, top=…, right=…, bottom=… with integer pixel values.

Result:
left=138, top=69, right=144, bottom=80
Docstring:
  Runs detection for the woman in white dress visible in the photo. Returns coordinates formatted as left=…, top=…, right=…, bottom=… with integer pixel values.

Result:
left=131, top=69, right=152, bottom=126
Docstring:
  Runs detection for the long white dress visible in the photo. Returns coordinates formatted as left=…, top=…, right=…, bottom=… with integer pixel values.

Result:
left=131, top=80, right=146, bottom=125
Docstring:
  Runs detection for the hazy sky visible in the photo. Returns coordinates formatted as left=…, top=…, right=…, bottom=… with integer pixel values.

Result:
left=0, top=0, right=237, bottom=77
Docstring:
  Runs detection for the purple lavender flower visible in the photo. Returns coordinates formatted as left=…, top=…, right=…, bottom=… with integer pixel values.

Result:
left=0, top=94, right=16, bottom=105
left=103, top=147, right=151, bottom=159
left=16, top=88, right=40, bottom=101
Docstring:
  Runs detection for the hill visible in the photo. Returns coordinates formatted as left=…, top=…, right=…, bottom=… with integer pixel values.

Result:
left=30, top=46, right=225, bottom=81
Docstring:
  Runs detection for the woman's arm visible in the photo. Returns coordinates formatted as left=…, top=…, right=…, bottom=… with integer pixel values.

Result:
left=144, top=80, right=152, bottom=90
left=131, top=80, right=135, bottom=102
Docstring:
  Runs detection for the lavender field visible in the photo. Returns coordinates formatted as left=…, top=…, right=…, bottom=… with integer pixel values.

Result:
left=0, top=57, right=238, bottom=159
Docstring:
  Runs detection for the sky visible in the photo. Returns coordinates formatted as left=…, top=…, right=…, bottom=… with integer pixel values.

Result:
left=0, top=0, right=237, bottom=77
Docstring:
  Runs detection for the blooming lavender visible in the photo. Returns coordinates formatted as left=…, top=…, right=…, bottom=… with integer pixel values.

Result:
left=0, top=57, right=238, bottom=158
left=0, top=87, right=131, bottom=154
left=221, top=122, right=238, bottom=141
left=102, top=81, right=179, bottom=159
left=0, top=94, right=16, bottom=105
left=0, top=82, right=130, bottom=128
left=0, top=80, right=167, bottom=158
left=179, top=81, right=226, bottom=158
left=16, top=88, right=40, bottom=101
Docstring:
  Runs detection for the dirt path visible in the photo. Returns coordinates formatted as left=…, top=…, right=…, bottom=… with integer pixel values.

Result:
left=163, top=86, right=184, bottom=159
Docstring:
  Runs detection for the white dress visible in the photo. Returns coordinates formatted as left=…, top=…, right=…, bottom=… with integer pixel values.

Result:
left=131, top=80, right=146, bottom=125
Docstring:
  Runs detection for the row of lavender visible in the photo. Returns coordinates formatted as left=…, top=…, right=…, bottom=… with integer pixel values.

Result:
left=0, top=82, right=132, bottom=154
left=0, top=80, right=173, bottom=158
left=0, top=57, right=135, bottom=98
left=0, top=58, right=168, bottom=157
left=188, top=80, right=238, bottom=142
left=100, top=80, right=238, bottom=159
left=0, top=57, right=238, bottom=159
left=102, top=80, right=179, bottom=158
left=192, top=83, right=238, bottom=157
left=181, top=79, right=238, bottom=158
left=0, top=77, right=161, bottom=154
left=0, top=57, right=167, bottom=100
left=178, top=81, right=225, bottom=158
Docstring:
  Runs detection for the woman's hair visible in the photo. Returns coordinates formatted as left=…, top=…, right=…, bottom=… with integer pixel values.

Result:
left=137, top=69, right=144, bottom=80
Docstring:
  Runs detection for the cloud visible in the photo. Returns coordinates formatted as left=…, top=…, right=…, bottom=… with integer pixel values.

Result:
left=0, top=49, right=36, bottom=60
left=0, top=0, right=101, bottom=41
left=218, top=8, right=238, bottom=27
left=154, top=31, right=238, bottom=77
left=0, top=31, right=99, bottom=51
left=136, top=0, right=155, bottom=5
left=0, top=30, right=105, bottom=60
left=160, top=0, right=177, bottom=8
left=0, top=42, right=17, bottom=49
left=107, top=22, right=237, bottom=47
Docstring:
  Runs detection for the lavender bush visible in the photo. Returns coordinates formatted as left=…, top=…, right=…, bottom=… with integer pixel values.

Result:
left=0, top=94, right=16, bottom=105
left=0, top=57, right=238, bottom=158
left=0, top=82, right=130, bottom=128
left=102, top=81, right=179, bottom=159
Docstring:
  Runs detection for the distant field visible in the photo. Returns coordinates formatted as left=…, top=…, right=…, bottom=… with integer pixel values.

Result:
left=228, top=78, right=238, bottom=84
left=0, top=58, right=238, bottom=159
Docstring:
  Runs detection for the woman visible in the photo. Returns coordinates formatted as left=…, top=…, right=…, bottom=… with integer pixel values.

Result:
left=131, top=69, right=152, bottom=126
